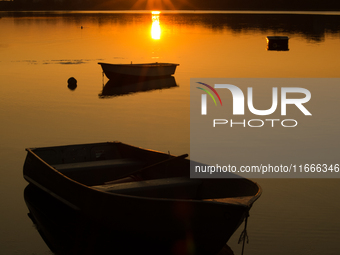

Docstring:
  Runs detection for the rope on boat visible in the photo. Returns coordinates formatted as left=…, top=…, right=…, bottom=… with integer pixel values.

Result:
left=102, top=71, right=105, bottom=87
left=238, top=210, right=250, bottom=255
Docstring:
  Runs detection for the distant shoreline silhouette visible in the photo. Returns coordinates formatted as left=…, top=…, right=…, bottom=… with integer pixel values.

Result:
left=1, top=0, right=340, bottom=11
left=1, top=11, right=339, bottom=43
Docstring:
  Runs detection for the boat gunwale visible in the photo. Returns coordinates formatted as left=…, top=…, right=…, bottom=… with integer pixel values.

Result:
left=24, top=145, right=203, bottom=205
left=98, top=62, right=180, bottom=68
left=24, top=142, right=261, bottom=208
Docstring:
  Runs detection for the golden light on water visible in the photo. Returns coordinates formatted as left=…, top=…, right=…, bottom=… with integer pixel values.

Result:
left=151, top=11, right=161, bottom=40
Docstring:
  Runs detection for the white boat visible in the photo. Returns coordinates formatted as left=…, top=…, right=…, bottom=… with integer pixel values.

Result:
left=98, top=62, right=179, bottom=80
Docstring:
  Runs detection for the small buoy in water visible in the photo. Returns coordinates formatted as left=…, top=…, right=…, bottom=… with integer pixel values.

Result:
left=67, top=77, right=77, bottom=90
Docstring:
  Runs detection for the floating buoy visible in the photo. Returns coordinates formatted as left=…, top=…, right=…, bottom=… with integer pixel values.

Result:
left=266, top=36, right=289, bottom=51
left=67, top=77, right=77, bottom=90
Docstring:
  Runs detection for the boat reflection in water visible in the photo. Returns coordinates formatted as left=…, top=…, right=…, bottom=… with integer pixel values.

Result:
left=25, top=184, right=101, bottom=255
left=99, top=76, right=178, bottom=98
left=24, top=184, right=235, bottom=255
left=25, top=184, right=170, bottom=255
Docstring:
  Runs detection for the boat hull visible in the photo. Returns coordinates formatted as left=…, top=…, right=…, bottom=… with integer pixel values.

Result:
left=98, top=62, right=179, bottom=80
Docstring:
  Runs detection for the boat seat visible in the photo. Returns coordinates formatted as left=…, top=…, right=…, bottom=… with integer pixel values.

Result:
left=51, top=158, right=145, bottom=186
left=51, top=158, right=144, bottom=173
left=92, top=177, right=203, bottom=199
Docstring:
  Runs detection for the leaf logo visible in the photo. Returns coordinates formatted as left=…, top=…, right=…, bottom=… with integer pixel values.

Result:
left=196, top=82, right=222, bottom=106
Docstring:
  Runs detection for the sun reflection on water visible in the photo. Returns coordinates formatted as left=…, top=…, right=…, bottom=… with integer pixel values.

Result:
left=151, top=11, right=161, bottom=40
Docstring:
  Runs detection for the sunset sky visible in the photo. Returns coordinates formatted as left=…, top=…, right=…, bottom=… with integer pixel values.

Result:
left=2, top=0, right=340, bottom=11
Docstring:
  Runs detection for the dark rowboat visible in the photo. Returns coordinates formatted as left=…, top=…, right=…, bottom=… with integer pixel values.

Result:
left=98, top=62, right=179, bottom=80
left=23, top=141, right=261, bottom=254
left=266, top=36, right=289, bottom=51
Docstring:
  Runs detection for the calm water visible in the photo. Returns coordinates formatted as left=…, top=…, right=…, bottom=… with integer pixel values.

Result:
left=1, top=11, right=340, bottom=255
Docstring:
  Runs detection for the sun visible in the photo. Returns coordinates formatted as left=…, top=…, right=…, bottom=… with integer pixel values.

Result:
left=131, top=0, right=175, bottom=10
